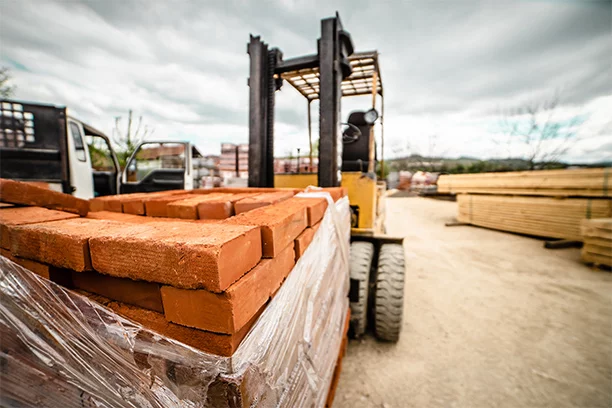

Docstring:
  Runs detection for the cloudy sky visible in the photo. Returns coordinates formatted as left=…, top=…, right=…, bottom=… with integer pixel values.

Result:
left=1, top=0, right=610, bottom=163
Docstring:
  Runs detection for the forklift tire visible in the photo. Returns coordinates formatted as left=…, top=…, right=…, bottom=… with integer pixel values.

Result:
left=349, top=241, right=374, bottom=338
left=374, top=243, right=405, bottom=342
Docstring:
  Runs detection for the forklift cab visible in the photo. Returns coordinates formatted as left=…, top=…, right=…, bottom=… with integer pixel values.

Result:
left=247, top=13, right=405, bottom=342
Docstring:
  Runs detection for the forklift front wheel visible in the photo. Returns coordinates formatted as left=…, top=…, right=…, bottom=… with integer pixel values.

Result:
left=348, top=241, right=374, bottom=338
left=373, top=243, right=405, bottom=342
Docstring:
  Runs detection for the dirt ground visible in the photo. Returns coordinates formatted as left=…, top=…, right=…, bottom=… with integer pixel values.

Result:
left=334, top=197, right=612, bottom=408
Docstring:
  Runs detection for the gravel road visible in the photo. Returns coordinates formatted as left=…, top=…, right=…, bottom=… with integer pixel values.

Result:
left=333, top=197, right=612, bottom=408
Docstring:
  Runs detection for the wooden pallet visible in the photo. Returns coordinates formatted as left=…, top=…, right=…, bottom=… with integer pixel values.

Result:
left=438, top=168, right=611, bottom=197
left=457, top=194, right=612, bottom=241
left=325, top=308, right=351, bottom=408
left=581, top=218, right=612, bottom=268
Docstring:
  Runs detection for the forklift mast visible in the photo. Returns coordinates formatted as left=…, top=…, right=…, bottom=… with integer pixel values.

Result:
left=247, top=13, right=354, bottom=188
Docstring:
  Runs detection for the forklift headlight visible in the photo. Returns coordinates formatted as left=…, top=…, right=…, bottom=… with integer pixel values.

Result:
left=364, top=108, right=379, bottom=125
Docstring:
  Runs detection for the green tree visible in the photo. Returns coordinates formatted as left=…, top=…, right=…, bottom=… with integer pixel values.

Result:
left=0, top=67, right=16, bottom=98
left=112, top=110, right=153, bottom=168
left=499, top=94, right=584, bottom=170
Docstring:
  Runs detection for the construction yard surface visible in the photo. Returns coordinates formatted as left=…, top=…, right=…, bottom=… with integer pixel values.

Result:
left=334, top=197, right=612, bottom=408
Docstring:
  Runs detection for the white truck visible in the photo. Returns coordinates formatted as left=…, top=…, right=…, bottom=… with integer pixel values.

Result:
left=0, top=99, right=212, bottom=198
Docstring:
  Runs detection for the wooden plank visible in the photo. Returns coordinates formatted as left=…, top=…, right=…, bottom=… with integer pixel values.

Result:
left=581, top=218, right=612, bottom=266
left=438, top=168, right=611, bottom=197
left=457, top=194, right=612, bottom=241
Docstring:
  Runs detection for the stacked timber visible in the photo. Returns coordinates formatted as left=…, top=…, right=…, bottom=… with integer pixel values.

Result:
left=438, top=168, right=611, bottom=197
left=457, top=194, right=612, bottom=241
left=580, top=218, right=612, bottom=267
left=0, top=178, right=350, bottom=406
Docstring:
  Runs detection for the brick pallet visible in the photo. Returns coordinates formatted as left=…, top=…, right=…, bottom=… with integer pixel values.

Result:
left=580, top=218, right=612, bottom=267
left=0, top=179, right=350, bottom=407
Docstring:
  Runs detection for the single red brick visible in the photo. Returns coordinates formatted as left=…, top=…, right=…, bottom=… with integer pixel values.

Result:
left=292, top=197, right=327, bottom=226
left=226, top=198, right=308, bottom=258
left=294, top=227, right=314, bottom=261
left=0, top=206, right=79, bottom=249
left=86, top=211, right=181, bottom=224
left=0, top=248, right=51, bottom=279
left=192, top=187, right=300, bottom=195
left=85, top=292, right=261, bottom=357
left=87, top=211, right=148, bottom=223
left=89, top=222, right=262, bottom=291
left=161, top=242, right=295, bottom=334
left=0, top=178, right=89, bottom=216
left=166, top=193, right=230, bottom=219
left=144, top=193, right=197, bottom=217
left=234, top=191, right=295, bottom=214
left=315, top=187, right=347, bottom=202
left=121, top=190, right=188, bottom=215
left=71, top=271, right=163, bottom=313
left=89, top=195, right=122, bottom=212
left=11, top=218, right=125, bottom=271
left=197, top=193, right=261, bottom=220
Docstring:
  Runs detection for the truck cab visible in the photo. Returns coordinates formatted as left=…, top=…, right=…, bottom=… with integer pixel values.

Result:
left=1, top=99, right=216, bottom=197
left=0, top=99, right=120, bottom=199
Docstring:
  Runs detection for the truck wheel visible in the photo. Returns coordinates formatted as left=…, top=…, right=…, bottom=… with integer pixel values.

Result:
left=349, top=241, right=374, bottom=338
left=374, top=244, right=405, bottom=342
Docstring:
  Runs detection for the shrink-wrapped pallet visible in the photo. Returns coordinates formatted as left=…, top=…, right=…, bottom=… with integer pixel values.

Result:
left=0, top=196, right=350, bottom=407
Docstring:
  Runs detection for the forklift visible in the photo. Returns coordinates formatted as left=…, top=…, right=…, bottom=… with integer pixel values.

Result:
left=247, top=13, right=405, bottom=341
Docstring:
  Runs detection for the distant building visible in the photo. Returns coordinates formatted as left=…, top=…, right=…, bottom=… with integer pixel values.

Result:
left=219, top=143, right=248, bottom=180
left=274, top=157, right=318, bottom=174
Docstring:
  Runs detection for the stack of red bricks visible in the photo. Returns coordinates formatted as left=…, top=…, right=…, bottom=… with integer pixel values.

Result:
left=0, top=178, right=346, bottom=357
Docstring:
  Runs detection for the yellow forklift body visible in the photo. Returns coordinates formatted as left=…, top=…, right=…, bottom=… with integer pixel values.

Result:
left=274, top=173, right=317, bottom=189
left=274, top=171, right=378, bottom=231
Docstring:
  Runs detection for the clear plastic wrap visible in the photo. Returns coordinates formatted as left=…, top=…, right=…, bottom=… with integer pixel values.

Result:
left=0, top=195, right=350, bottom=408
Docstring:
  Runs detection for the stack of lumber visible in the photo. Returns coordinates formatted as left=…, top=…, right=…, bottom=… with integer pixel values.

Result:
left=438, top=168, right=612, bottom=241
left=0, top=178, right=350, bottom=407
left=438, top=168, right=611, bottom=197
left=457, top=194, right=612, bottom=241
left=581, top=218, right=612, bottom=267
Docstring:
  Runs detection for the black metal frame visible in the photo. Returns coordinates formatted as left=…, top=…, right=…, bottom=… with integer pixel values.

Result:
left=247, top=13, right=355, bottom=188
left=247, top=13, right=386, bottom=188
left=0, top=99, right=72, bottom=193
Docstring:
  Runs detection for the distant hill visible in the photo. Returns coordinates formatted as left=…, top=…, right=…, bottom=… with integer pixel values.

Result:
left=386, top=155, right=610, bottom=174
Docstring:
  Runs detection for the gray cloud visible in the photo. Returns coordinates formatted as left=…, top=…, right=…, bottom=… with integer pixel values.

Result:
left=0, top=0, right=610, bottom=162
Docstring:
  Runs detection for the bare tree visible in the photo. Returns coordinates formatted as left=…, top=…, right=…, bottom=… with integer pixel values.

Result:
left=0, top=67, right=16, bottom=98
left=112, top=109, right=154, bottom=168
left=499, top=94, right=584, bottom=169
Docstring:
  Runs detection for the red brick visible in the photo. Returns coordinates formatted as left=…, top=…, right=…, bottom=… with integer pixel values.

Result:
left=192, top=187, right=300, bottom=195
left=144, top=193, right=197, bottom=217
left=89, top=222, right=262, bottom=291
left=0, top=206, right=79, bottom=249
left=234, top=191, right=294, bottom=214
left=89, top=195, right=122, bottom=212
left=87, top=211, right=150, bottom=223
left=303, top=187, right=347, bottom=202
left=166, top=193, right=230, bottom=219
left=197, top=193, right=261, bottom=220
left=0, top=178, right=89, bottom=216
left=70, top=271, right=163, bottom=313
left=294, top=227, right=314, bottom=261
left=293, top=197, right=327, bottom=226
left=161, top=243, right=295, bottom=334
left=0, top=248, right=51, bottom=279
left=90, top=191, right=186, bottom=214
left=226, top=198, right=308, bottom=258
left=121, top=190, right=187, bottom=215
left=11, top=218, right=125, bottom=271
left=86, top=211, right=183, bottom=224
left=84, top=292, right=261, bottom=357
